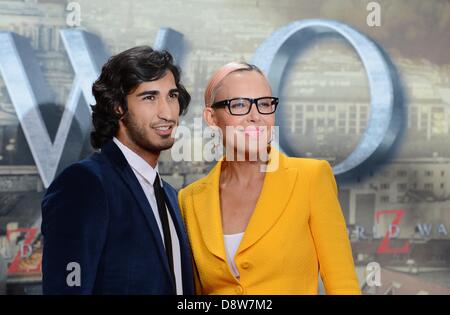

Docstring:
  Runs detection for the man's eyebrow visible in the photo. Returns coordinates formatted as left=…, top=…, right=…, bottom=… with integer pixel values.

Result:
left=169, top=88, right=180, bottom=93
left=136, top=90, right=159, bottom=97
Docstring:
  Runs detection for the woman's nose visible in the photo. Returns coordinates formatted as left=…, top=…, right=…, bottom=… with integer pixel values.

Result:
left=247, top=102, right=261, bottom=122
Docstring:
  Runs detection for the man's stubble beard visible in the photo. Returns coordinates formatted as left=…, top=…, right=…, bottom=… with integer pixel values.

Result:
left=122, top=112, right=175, bottom=154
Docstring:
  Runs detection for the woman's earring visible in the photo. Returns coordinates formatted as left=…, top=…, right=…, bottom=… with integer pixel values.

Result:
left=211, top=131, right=220, bottom=148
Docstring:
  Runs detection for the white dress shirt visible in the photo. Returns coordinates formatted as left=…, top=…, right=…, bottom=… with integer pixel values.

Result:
left=113, top=137, right=183, bottom=295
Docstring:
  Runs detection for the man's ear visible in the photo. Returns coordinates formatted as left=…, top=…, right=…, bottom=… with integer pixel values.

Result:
left=115, top=104, right=125, bottom=118
left=203, top=107, right=216, bottom=127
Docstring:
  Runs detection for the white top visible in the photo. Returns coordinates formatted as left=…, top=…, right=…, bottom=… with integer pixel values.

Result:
left=223, top=232, right=244, bottom=278
left=113, top=137, right=183, bottom=295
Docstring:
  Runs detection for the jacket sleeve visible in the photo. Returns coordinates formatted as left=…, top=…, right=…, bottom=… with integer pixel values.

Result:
left=177, top=188, right=203, bottom=295
left=309, top=160, right=361, bottom=295
left=41, top=163, right=109, bottom=295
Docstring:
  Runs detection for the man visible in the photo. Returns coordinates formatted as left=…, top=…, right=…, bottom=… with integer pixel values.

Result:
left=41, top=46, right=194, bottom=294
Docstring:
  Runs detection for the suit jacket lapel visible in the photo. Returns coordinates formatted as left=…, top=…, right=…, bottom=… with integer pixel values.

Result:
left=100, top=140, right=174, bottom=285
left=163, top=184, right=195, bottom=294
left=163, top=183, right=190, bottom=250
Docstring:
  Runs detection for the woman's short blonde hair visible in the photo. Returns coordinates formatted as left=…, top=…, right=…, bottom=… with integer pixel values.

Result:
left=203, top=62, right=265, bottom=107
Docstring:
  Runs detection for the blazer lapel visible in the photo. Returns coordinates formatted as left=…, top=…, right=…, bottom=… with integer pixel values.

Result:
left=191, top=162, right=227, bottom=261
left=190, top=148, right=298, bottom=261
left=163, top=183, right=190, bottom=249
left=192, top=148, right=297, bottom=261
left=163, top=184, right=195, bottom=294
left=236, top=150, right=298, bottom=255
left=101, top=140, right=174, bottom=285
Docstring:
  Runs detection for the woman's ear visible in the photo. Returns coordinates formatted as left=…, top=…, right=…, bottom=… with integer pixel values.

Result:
left=203, top=107, right=216, bottom=127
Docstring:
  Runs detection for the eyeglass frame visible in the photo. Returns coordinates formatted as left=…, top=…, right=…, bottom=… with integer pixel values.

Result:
left=210, top=96, right=279, bottom=116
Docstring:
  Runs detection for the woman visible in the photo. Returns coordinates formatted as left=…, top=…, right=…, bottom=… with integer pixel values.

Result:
left=178, top=62, right=361, bottom=294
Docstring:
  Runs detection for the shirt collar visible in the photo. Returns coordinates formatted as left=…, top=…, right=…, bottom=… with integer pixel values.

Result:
left=113, top=137, right=162, bottom=186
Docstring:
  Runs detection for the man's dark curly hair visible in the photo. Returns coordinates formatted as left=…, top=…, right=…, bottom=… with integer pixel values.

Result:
left=90, top=46, right=191, bottom=149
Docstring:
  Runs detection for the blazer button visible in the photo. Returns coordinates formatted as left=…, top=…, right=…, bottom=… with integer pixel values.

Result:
left=235, top=286, right=244, bottom=295
left=241, top=262, right=251, bottom=269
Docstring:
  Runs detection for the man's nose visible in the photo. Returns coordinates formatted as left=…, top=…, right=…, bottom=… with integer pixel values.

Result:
left=157, top=97, right=176, bottom=120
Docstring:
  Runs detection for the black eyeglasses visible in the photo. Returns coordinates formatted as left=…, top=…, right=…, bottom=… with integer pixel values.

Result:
left=211, top=97, right=279, bottom=116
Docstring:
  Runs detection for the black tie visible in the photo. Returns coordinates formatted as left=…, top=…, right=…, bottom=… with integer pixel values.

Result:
left=153, top=173, right=176, bottom=287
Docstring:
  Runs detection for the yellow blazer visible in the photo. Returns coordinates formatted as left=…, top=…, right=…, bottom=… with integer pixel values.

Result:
left=178, top=148, right=361, bottom=295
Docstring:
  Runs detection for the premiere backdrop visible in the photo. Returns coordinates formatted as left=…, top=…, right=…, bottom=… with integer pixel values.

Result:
left=0, top=0, right=449, bottom=295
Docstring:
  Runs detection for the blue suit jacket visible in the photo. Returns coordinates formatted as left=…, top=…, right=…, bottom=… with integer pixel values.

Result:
left=41, top=140, right=194, bottom=294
